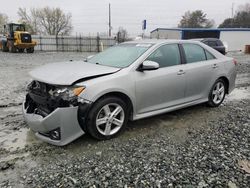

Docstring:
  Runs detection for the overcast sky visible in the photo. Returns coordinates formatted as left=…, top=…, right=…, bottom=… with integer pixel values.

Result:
left=1, top=0, right=249, bottom=36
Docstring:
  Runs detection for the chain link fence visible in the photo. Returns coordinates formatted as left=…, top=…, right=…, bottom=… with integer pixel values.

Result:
left=32, top=35, right=117, bottom=52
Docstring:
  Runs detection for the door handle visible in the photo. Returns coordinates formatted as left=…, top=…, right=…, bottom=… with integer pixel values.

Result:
left=212, top=64, right=218, bottom=69
left=177, top=70, right=185, bottom=75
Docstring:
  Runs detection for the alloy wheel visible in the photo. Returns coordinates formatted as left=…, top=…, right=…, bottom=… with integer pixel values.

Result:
left=95, top=103, right=125, bottom=136
left=212, top=81, right=225, bottom=104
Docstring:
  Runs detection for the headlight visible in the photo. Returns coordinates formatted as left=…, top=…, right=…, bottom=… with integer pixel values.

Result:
left=52, top=86, right=85, bottom=100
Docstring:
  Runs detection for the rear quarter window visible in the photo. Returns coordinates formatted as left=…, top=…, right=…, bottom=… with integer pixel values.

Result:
left=205, top=50, right=216, bottom=60
left=182, top=44, right=206, bottom=63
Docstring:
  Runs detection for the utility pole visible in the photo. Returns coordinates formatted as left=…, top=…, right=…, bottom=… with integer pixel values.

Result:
left=109, top=3, right=111, bottom=37
left=231, top=3, right=234, bottom=18
left=231, top=3, right=234, bottom=27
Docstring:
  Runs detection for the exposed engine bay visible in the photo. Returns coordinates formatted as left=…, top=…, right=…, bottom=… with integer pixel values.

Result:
left=25, top=80, right=79, bottom=117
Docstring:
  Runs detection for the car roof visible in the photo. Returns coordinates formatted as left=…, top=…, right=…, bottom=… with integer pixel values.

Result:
left=123, top=39, right=202, bottom=45
left=191, top=38, right=221, bottom=42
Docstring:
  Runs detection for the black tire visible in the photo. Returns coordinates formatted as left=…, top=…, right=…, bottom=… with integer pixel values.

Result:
left=3, top=45, right=9, bottom=52
left=18, top=49, right=24, bottom=53
left=86, top=96, right=129, bottom=140
left=26, top=47, right=34, bottom=53
left=2, top=42, right=9, bottom=52
left=207, top=79, right=226, bottom=107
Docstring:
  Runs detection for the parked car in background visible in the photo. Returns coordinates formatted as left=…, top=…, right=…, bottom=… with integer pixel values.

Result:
left=23, top=39, right=237, bottom=146
left=191, top=38, right=227, bottom=55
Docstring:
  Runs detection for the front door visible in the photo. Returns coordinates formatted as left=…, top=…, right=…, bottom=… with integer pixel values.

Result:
left=134, top=44, right=186, bottom=114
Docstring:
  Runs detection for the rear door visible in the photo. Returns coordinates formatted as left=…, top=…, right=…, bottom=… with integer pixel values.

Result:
left=134, top=43, right=186, bottom=114
left=181, top=43, right=219, bottom=101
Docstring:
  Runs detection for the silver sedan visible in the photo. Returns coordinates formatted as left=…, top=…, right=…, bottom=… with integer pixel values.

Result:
left=23, top=40, right=237, bottom=145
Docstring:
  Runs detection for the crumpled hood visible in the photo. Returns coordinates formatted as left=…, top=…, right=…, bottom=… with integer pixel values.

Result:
left=29, top=61, right=120, bottom=85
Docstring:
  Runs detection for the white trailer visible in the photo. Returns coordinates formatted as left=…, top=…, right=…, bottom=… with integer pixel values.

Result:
left=150, top=28, right=250, bottom=52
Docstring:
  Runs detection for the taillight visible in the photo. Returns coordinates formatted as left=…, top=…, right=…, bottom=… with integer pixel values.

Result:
left=233, top=59, right=238, bottom=66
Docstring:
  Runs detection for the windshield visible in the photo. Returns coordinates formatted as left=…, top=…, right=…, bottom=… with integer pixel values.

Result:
left=12, top=24, right=25, bottom=32
left=88, top=43, right=152, bottom=68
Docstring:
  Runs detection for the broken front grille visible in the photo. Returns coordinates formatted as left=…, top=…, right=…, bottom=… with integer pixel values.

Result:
left=25, top=81, right=75, bottom=117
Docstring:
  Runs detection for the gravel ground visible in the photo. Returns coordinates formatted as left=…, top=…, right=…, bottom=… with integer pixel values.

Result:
left=0, top=51, right=249, bottom=188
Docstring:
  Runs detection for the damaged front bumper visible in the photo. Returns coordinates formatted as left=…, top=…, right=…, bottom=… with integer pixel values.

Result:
left=23, top=102, right=85, bottom=146
left=22, top=80, right=92, bottom=146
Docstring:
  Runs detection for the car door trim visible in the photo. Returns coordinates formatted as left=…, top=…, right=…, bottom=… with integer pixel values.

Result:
left=178, top=44, right=187, bottom=64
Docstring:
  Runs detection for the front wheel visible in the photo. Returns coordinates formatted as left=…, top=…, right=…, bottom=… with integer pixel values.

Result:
left=18, top=48, right=24, bottom=53
left=207, top=79, right=226, bottom=107
left=26, top=47, right=34, bottom=53
left=86, top=96, right=129, bottom=140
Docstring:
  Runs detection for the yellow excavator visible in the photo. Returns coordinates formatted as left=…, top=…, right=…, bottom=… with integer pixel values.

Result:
left=0, top=23, right=37, bottom=53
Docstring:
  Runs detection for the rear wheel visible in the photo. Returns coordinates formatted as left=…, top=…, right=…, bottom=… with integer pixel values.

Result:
left=26, top=47, right=34, bottom=53
left=86, top=96, right=129, bottom=140
left=207, top=79, right=226, bottom=107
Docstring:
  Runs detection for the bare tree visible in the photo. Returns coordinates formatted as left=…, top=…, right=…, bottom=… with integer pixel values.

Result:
left=0, top=13, right=8, bottom=33
left=117, top=27, right=128, bottom=43
left=178, top=10, right=214, bottom=28
left=18, top=7, right=72, bottom=36
left=37, top=7, right=72, bottom=36
left=238, top=3, right=250, bottom=12
left=18, top=8, right=40, bottom=34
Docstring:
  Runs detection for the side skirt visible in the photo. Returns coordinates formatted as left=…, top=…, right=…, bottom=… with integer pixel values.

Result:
left=133, top=98, right=208, bottom=121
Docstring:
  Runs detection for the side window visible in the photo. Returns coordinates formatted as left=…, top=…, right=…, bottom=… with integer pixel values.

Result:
left=183, top=44, right=206, bottom=63
left=216, top=40, right=223, bottom=46
left=205, top=50, right=216, bottom=60
left=208, top=41, right=217, bottom=47
left=146, top=44, right=181, bottom=68
left=204, top=41, right=209, bottom=45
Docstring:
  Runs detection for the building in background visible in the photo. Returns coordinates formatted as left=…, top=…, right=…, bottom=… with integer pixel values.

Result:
left=150, top=28, right=250, bottom=52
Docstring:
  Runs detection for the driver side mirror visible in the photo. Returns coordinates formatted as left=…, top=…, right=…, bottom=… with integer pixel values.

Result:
left=138, top=60, right=159, bottom=71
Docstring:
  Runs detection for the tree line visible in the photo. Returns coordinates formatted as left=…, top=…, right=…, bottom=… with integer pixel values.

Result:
left=0, top=3, right=249, bottom=36
left=219, top=3, right=250, bottom=28
left=178, top=3, right=250, bottom=28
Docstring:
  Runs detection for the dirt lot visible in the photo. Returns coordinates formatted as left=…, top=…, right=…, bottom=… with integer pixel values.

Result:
left=0, top=51, right=249, bottom=188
